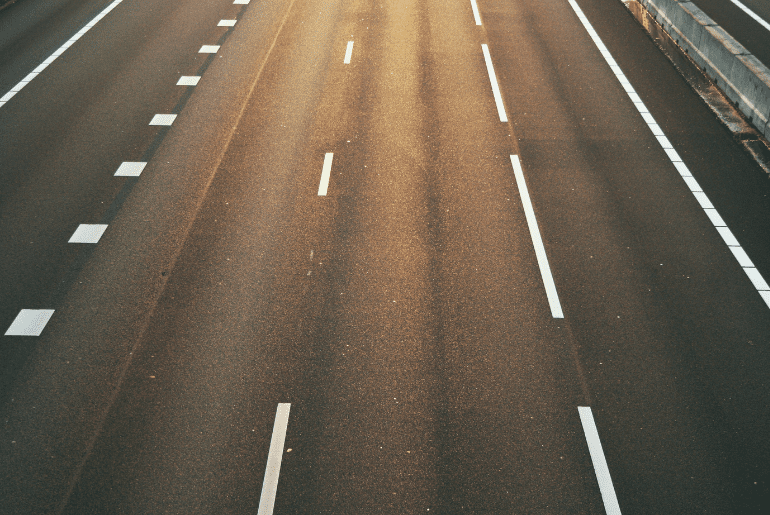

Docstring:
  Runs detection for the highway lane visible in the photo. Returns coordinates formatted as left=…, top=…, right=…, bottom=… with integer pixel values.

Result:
left=1, top=0, right=770, bottom=513
left=0, top=0, right=244, bottom=392
left=61, top=0, right=602, bottom=511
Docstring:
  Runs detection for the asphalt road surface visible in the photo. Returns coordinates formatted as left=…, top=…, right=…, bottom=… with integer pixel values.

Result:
left=2, top=0, right=770, bottom=513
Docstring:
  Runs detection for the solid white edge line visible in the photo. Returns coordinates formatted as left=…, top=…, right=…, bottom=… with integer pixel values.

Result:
left=257, top=403, right=291, bottom=515
left=470, top=0, right=482, bottom=25
left=511, top=155, right=564, bottom=318
left=578, top=407, right=622, bottom=515
left=481, top=44, right=508, bottom=123
left=318, top=153, right=334, bottom=196
left=0, top=0, right=125, bottom=109
left=344, top=41, right=354, bottom=64
left=729, top=0, right=770, bottom=32
left=729, top=246, right=754, bottom=268
left=567, top=0, right=770, bottom=310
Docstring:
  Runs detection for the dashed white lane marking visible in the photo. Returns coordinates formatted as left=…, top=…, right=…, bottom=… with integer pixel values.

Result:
left=578, top=407, right=622, bottom=515
left=511, top=155, right=564, bottom=318
left=318, top=153, right=334, bottom=196
left=218, top=19, right=237, bottom=27
left=114, top=162, right=147, bottom=177
left=257, top=403, right=291, bottom=515
left=5, top=309, right=55, bottom=336
left=149, top=114, right=177, bottom=126
left=470, top=0, right=482, bottom=25
left=729, top=0, right=770, bottom=32
left=344, top=41, right=354, bottom=64
left=234, top=0, right=250, bottom=3
left=0, top=0, right=126, bottom=109
left=177, top=76, right=201, bottom=86
left=481, top=44, right=508, bottom=122
left=199, top=45, right=221, bottom=54
left=69, top=224, right=108, bottom=243
left=567, top=0, right=770, bottom=310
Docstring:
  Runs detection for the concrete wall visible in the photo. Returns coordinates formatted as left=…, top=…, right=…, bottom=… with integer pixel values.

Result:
left=641, top=0, right=770, bottom=140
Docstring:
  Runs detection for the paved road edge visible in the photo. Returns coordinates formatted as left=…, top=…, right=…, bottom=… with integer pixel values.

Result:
left=639, top=0, right=770, bottom=141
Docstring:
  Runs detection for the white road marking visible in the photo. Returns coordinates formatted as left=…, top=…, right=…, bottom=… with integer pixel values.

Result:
left=728, top=0, right=770, bottom=32
left=511, top=155, right=564, bottom=318
left=730, top=246, right=754, bottom=267
left=177, top=76, right=201, bottom=86
left=344, top=41, right=354, bottom=64
left=0, top=0, right=127, bottom=109
left=578, top=407, right=622, bottom=515
left=481, top=44, right=508, bottom=122
left=149, top=114, right=177, bottom=126
left=5, top=309, right=55, bottom=336
left=318, top=153, right=334, bottom=196
left=567, top=0, right=770, bottom=310
left=218, top=19, right=237, bottom=27
left=470, top=0, right=482, bottom=25
left=703, top=208, right=726, bottom=227
left=234, top=0, right=250, bottom=3
left=114, top=162, right=147, bottom=177
left=199, top=45, right=220, bottom=53
left=716, top=226, right=740, bottom=247
left=69, top=224, right=108, bottom=243
left=258, top=403, right=291, bottom=515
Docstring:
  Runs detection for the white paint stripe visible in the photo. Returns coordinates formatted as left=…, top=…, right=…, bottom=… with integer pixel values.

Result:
left=674, top=162, right=692, bottom=177
left=648, top=123, right=664, bottom=136
left=69, top=224, right=108, bottom=243
left=0, top=91, right=15, bottom=102
left=114, top=162, right=147, bottom=177
left=258, top=403, right=291, bottom=515
left=511, top=155, right=564, bottom=318
left=177, top=76, right=201, bottom=86
left=578, top=407, right=622, bottom=515
left=729, top=0, right=770, bottom=32
left=481, top=44, right=508, bottom=122
left=692, top=192, right=714, bottom=209
left=218, top=19, right=237, bottom=27
left=344, top=41, right=354, bottom=64
left=318, top=153, right=334, bottom=196
left=745, top=267, right=770, bottom=290
left=5, top=309, right=55, bottom=336
left=655, top=135, right=673, bottom=149
left=664, top=148, right=682, bottom=162
left=149, top=114, right=177, bottom=126
left=0, top=0, right=126, bottom=108
left=703, top=208, right=726, bottom=227
left=730, top=246, right=754, bottom=267
left=199, top=45, right=220, bottom=53
left=470, top=0, right=482, bottom=25
left=683, top=176, right=702, bottom=192
left=234, top=0, right=250, bottom=3
left=567, top=0, right=770, bottom=308
left=716, top=226, right=740, bottom=247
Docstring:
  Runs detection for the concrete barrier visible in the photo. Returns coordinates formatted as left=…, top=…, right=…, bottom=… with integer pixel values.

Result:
left=640, top=0, right=770, bottom=140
